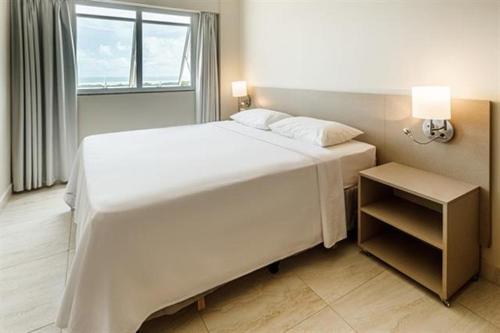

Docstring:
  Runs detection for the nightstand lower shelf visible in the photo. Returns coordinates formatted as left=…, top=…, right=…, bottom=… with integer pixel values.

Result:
left=359, top=229, right=442, bottom=295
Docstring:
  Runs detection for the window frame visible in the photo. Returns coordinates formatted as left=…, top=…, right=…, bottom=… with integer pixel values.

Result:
left=75, top=0, right=198, bottom=95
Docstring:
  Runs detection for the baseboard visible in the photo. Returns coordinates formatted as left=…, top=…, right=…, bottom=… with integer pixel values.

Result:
left=0, top=184, right=12, bottom=210
left=481, top=260, right=500, bottom=287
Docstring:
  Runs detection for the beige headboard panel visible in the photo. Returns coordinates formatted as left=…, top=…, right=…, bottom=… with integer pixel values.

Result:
left=252, top=87, right=491, bottom=246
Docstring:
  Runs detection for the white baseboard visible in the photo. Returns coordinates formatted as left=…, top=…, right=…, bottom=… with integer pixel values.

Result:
left=0, top=184, right=12, bottom=210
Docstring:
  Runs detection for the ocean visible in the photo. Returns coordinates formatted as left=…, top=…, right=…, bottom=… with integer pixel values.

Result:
left=78, top=76, right=181, bottom=89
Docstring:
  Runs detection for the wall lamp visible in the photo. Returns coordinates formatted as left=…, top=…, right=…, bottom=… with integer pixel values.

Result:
left=232, top=81, right=251, bottom=111
left=403, top=86, right=454, bottom=144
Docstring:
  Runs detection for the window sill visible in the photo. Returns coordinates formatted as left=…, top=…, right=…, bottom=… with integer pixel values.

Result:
left=77, top=87, right=195, bottom=96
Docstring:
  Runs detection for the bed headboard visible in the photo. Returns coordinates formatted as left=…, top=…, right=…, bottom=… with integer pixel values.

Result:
left=251, top=86, right=491, bottom=247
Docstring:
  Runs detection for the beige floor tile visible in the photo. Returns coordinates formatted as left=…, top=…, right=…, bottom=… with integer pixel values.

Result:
left=0, top=187, right=67, bottom=227
left=30, top=323, right=62, bottom=333
left=4, top=186, right=65, bottom=206
left=332, top=270, right=425, bottom=332
left=457, top=279, right=500, bottom=328
left=0, top=253, right=67, bottom=333
left=287, top=307, right=354, bottom=333
left=0, top=212, right=71, bottom=270
left=201, top=269, right=326, bottom=333
left=393, top=301, right=500, bottom=333
left=282, top=241, right=383, bottom=304
left=332, top=270, right=499, bottom=333
left=139, top=305, right=208, bottom=333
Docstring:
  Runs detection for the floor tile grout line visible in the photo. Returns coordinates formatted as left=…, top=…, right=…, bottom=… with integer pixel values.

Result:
left=457, top=298, right=500, bottom=330
left=286, top=249, right=386, bottom=332
left=292, top=265, right=379, bottom=333
left=0, top=248, right=70, bottom=272
left=292, top=271, right=331, bottom=306
left=283, top=304, right=328, bottom=332
left=327, top=269, right=385, bottom=306
left=288, top=266, right=360, bottom=332
left=199, top=309, right=212, bottom=333
left=327, top=304, right=359, bottom=333
left=27, top=321, right=56, bottom=333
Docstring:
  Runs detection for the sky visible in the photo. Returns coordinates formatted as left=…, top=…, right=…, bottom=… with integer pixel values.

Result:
left=77, top=17, right=190, bottom=84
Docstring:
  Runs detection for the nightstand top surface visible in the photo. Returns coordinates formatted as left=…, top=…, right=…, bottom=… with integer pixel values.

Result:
left=360, top=162, right=479, bottom=203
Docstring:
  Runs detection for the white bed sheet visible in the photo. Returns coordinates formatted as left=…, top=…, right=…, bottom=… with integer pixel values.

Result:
left=327, top=140, right=376, bottom=188
left=56, top=121, right=372, bottom=333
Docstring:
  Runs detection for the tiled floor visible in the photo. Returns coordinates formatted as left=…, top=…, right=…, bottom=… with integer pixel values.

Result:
left=1, top=186, right=500, bottom=333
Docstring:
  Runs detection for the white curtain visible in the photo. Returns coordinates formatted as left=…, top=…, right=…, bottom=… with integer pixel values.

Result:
left=195, top=12, right=220, bottom=123
left=11, top=0, right=78, bottom=192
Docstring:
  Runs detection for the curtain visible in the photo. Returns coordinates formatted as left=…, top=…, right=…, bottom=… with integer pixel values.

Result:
left=195, top=12, right=220, bottom=123
left=11, top=0, right=78, bottom=192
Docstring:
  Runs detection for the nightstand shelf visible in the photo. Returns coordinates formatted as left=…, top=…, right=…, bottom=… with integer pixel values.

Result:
left=358, top=162, right=480, bottom=305
left=361, top=196, right=442, bottom=249
left=361, top=228, right=442, bottom=294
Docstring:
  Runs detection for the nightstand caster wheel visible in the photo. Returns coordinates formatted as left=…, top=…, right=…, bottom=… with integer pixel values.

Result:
left=441, top=299, right=451, bottom=308
left=268, top=261, right=280, bottom=274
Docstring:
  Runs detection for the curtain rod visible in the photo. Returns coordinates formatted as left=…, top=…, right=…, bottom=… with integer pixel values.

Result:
left=82, top=0, right=207, bottom=14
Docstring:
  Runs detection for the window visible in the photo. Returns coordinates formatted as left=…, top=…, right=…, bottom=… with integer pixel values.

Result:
left=76, top=3, right=196, bottom=94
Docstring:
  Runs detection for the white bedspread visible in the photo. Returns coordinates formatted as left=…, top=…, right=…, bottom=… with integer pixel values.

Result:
left=56, top=121, right=348, bottom=333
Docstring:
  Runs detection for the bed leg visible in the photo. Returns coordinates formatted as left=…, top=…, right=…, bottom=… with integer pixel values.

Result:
left=268, top=261, right=280, bottom=274
left=197, top=297, right=206, bottom=311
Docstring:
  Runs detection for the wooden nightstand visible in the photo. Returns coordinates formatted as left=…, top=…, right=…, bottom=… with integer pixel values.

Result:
left=358, top=162, right=480, bottom=306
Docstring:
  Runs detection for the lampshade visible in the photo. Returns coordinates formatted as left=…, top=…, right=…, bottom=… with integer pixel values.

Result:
left=232, top=81, right=248, bottom=97
left=412, top=86, right=451, bottom=120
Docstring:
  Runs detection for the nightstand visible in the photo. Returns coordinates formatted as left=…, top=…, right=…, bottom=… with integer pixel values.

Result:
left=358, top=162, right=480, bottom=306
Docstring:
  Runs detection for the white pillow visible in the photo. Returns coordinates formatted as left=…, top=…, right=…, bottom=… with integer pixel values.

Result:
left=230, top=108, right=291, bottom=130
left=269, top=116, right=363, bottom=147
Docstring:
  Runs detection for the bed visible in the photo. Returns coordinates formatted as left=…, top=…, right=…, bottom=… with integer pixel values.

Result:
left=56, top=120, right=375, bottom=333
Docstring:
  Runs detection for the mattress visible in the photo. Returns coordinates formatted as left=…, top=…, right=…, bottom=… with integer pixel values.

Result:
left=57, top=120, right=375, bottom=333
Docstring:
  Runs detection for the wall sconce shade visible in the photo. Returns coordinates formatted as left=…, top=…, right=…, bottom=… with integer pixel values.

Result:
left=232, top=81, right=248, bottom=98
left=232, top=81, right=251, bottom=111
left=412, top=86, right=451, bottom=120
left=403, top=86, right=454, bottom=144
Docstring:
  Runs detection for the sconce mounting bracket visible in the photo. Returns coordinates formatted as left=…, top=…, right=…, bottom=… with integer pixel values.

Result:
left=422, top=119, right=454, bottom=143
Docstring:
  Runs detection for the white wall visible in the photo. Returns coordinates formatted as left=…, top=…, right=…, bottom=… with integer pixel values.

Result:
left=79, top=91, right=195, bottom=139
left=219, top=0, right=242, bottom=119
left=0, top=0, right=11, bottom=204
left=241, top=0, right=497, bottom=99
left=78, top=0, right=241, bottom=138
left=241, top=0, right=500, bottom=271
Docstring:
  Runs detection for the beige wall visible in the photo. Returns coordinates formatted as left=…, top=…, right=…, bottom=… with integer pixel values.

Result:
left=78, top=0, right=240, bottom=138
left=240, top=0, right=500, bottom=272
left=0, top=0, right=11, bottom=204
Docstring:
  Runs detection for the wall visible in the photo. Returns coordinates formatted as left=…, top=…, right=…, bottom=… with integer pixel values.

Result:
left=219, top=0, right=241, bottom=119
left=240, top=0, right=500, bottom=279
left=79, top=91, right=195, bottom=139
left=0, top=0, right=11, bottom=206
left=78, top=0, right=241, bottom=138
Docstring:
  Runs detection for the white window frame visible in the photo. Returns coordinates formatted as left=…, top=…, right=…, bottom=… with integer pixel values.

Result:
left=76, top=1, right=198, bottom=95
